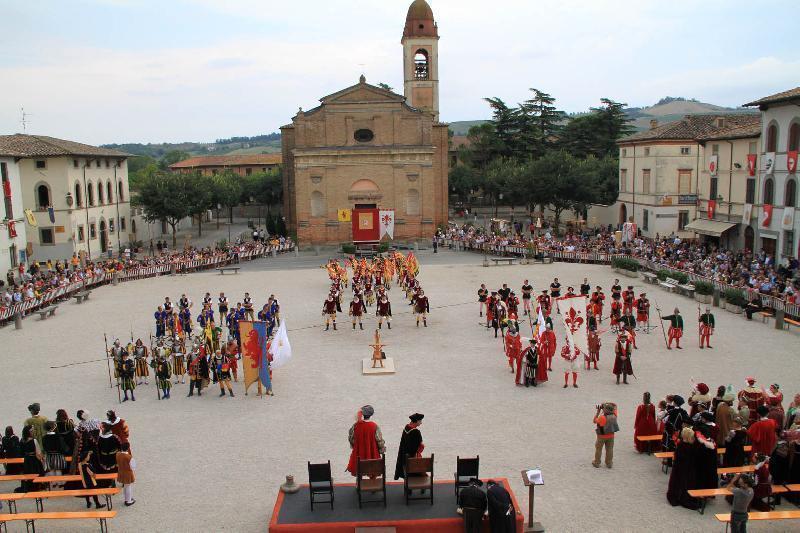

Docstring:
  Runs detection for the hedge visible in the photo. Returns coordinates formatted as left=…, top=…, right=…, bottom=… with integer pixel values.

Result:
left=694, top=280, right=714, bottom=296
left=377, top=242, right=390, bottom=253
left=611, top=257, right=640, bottom=272
left=655, top=269, right=689, bottom=284
left=341, top=243, right=356, bottom=254
left=723, top=288, right=747, bottom=307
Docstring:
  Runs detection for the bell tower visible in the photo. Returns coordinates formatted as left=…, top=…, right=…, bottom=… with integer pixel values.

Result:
left=402, top=0, right=439, bottom=121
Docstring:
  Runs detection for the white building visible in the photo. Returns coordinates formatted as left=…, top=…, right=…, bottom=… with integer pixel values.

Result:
left=1, top=151, right=27, bottom=277
left=744, top=87, right=800, bottom=263
left=0, top=134, right=131, bottom=263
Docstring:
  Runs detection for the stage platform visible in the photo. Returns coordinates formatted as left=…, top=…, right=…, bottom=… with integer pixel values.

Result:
left=269, top=478, right=524, bottom=533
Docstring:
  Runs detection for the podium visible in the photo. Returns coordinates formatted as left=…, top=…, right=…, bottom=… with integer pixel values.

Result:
left=520, top=469, right=544, bottom=532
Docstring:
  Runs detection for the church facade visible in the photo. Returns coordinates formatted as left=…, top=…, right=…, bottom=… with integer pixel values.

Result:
left=281, top=0, right=449, bottom=246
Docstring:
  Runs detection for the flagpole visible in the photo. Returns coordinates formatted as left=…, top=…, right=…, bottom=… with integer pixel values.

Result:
left=654, top=301, right=669, bottom=349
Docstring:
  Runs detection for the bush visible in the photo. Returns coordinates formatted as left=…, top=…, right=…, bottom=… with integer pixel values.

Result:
left=341, top=243, right=356, bottom=254
left=670, top=271, right=690, bottom=285
left=723, top=288, right=747, bottom=307
left=694, top=280, right=714, bottom=296
left=377, top=242, right=390, bottom=253
left=656, top=269, right=671, bottom=282
left=611, top=257, right=640, bottom=272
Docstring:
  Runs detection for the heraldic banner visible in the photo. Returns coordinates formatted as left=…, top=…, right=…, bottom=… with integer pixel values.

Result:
left=558, top=295, right=589, bottom=356
left=240, top=320, right=270, bottom=394
left=379, top=209, right=395, bottom=239
left=351, top=208, right=379, bottom=242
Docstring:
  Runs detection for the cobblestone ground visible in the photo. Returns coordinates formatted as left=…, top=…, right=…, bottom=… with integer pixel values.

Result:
left=1, top=249, right=798, bottom=532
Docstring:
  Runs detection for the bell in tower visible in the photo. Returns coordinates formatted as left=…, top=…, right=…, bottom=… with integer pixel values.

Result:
left=401, top=0, right=439, bottom=121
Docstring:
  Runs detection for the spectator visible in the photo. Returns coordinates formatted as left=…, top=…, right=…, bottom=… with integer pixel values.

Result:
left=1, top=426, right=22, bottom=474
left=116, top=442, right=136, bottom=507
left=20, top=425, right=45, bottom=492
left=24, top=403, right=48, bottom=448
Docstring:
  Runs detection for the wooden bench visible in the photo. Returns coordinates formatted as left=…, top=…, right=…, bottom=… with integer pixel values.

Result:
left=718, top=465, right=756, bottom=476
left=0, top=474, right=39, bottom=483
left=73, top=292, right=91, bottom=304
left=785, top=317, right=800, bottom=329
left=216, top=267, right=240, bottom=275
left=636, top=434, right=662, bottom=455
left=659, top=277, right=679, bottom=292
left=715, top=510, right=800, bottom=533
left=689, top=485, right=787, bottom=515
left=490, top=257, right=517, bottom=266
left=642, top=272, right=658, bottom=284
left=0, top=510, right=116, bottom=533
left=759, top=310, right=774, bottom=323
left=677, top=283, right=695, bottom=298
left=31, top=473, right=116, bottom=488
left=36, top=306, right=58, bottom=320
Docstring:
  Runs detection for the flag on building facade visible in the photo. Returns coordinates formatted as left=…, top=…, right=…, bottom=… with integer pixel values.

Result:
left=24, top=209, right=37, bottom=227
left=763, top=152, right=775, bottom=173
left=708, top=154, right=718, bottom=176
left=782, top=207, right=795, bottom=230
left=761, top=204, right=773, bottom=228
left=788, top=150, right=798, bottom=173
left=742, top=203, right=753, bottom=223
left=379, top=209, right=395, bottom=239
left=337, top=209, right=351, bottom=222
left=707, top=200, right=716, bottom=219
left=746, top=154, right=757, bottom=176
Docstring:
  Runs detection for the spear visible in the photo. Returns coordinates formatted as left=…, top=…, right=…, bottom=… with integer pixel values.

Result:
left=697, top=305, right=702, bottom=349
left=104, top=332, right=121, bottom=403
left=103, top=332, right=113, bottom=389
left=653, top=301, right=670, bottom=349
left=151, top=333, right=160, bottom=400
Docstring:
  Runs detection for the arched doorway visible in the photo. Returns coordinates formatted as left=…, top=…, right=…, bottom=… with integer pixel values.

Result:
left=99, top=220, right=108, bottom=253
left=618, top=203, right=627, bottom=227
left=744, top=226, right=754, bottom=252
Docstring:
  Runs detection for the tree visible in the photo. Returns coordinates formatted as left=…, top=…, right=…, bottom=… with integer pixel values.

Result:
left=560, top=99, right=634, bottom=159
left=448, top=165, right=478, bottom=205
left=241, top=169, right=282, bottom=213
left=159, top=150, right=191, bottom=170
left=519, top=88, right=565, bottom=158
left=210, top=171, right=243, bottom=227
left=133, top=171, right=194, bottom=246
left=186, top=173, right=214, bottom=238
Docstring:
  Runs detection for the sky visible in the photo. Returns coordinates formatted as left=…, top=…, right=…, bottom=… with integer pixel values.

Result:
left=1, top=0, right=798, bottom=145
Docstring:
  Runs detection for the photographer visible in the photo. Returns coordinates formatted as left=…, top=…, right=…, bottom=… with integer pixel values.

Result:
left=725, top=473, right=754, bottom=533
left=592, top=402, right=619, bottom=468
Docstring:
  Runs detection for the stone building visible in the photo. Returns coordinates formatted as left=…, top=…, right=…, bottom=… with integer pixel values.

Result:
left=170, top=154, right=281, bottom=176
left=281, top=0, right=449, bottom=246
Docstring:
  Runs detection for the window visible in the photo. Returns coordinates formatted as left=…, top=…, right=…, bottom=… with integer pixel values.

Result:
left=36, top=184, right=51, bottom=209
left=763, top=177, right=775, bottom=204
left=87, top=183, right=94, bottom=206
left=95, top=160, right=101, bottom=168
left=766, top=124, right=778, bottom=152
left=131, top=219, right=136, bottom=234
left=73, top=159, right=79, bottom=168
left=245, top=167, right=253, bottom=176
left=678, top=170, right=692, bottom=194
left=211, top=169, right=218, bottom=176
left=642, top=169, right=651, bottom=194
left=98, top=181, right=105, bottom=204
left=310, top=190, right=326, bottom=217
left=105, top=159, right=110, bottom=168
left=354, top=129, right=374, bottom=143
left=620, top=169, right=628, bottom=192
left=789, top=123, right=800, bottom=152
left=680, top=147, right=691, bottom=155
left=89, top=223, right=96, bottom=239
left=749, top=141, right=757, bottom=154
left=109, top=218, right=115, bottom=233
left=712, top=144, right=719, bottom=155
left=642, top=209, right=649, bottom=231
left=406, top=188, right=420, bottom=216
left=2, top=163, right=12, bottom=219
left=117, top=181, right=124, bottom=202
left=74, top=182, right=82, bottom=207
left=746, top=179, right=756, bottom=204
left=786, top=179, right=797, bottom=207
left=710, top=177, right=718, bottom=201
left=106, top=181, right=113, bottom=203
left=39, top=227, right=55, bottom=245
left=35, top=160, right=46, bottom=169
left=120, top=217, right=126, bottom=231
left=784, top=231, right=795, bottom=257
left=77, top=225, right=85, bottom=242
left=678, top=211, right=689, bottom=231
left=413, top=49, right=429, bottom=80
left=644, top=147, right=650, bottom=156
left=621, top=148, right=627, bottom=157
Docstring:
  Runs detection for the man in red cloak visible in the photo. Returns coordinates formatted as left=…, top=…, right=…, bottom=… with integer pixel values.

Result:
left=346, top=405, right=386, bottom=476
left=738, top=377, right=766, bottom=425
left=634, top=391, right=658, bottom=452
left=505, top=326, right=522, bottom=378
left=539, top=322, right=557, bottom=371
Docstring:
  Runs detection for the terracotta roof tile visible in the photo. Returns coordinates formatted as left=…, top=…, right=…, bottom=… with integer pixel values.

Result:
left=744, top=87, right=800, bottom=108
left=619, top=113, right=760, bottom=144
left=170, top=154, right=282, bottom=169
left=0, top=134, right=128, bottom=158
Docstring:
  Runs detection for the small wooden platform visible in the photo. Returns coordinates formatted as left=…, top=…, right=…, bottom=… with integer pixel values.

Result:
left=362, top=358, right=396, bottom=375
left=217, top=267, right=240, bottom=275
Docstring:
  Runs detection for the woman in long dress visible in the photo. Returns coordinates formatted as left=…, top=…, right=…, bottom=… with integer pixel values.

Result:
left=20, top=425, right=45, bottom=492
left=633, top=392, right=658, bottom=452
left=1, top=426, right=23, bottom=475
left=666, top=427, right=701, bottom=510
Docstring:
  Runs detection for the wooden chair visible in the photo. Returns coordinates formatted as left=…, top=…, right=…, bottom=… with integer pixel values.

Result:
left=356, top=455, right=386, bottom=508
left=404, top=454, right=434, bottom=505
left=307, top=460, right=334, bottom=511
left=454, top=456, right=479, bottom=500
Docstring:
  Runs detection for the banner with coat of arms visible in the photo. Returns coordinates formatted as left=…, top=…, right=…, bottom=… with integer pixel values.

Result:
left=746, top=154, right=757, bottom=176
left=558, top=295, right=589, bottom=356
left=760, top=204, right=773, bottom=228
left=763, top=152, right=776, bottom=173
left=782, top=207, right=795, bottom=230
left=742, top=203, right=753, bottom=223
left=379, top=210, right=395, bottom=239
left=707, top=154, right=718, bottom=176
left=788, top=150, right=798, bottom=174
left=337, top=209, right=352, bottom=222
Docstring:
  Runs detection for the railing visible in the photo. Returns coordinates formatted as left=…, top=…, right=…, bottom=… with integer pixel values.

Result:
left=0, top=243, right=295, bottom=324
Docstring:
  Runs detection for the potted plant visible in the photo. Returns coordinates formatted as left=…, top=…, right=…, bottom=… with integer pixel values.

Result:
left=694, top=281, right=714, bottom=304
left=611, top=257, right=640, bottom=278
left=723, top=288, right=745, bottom=314
left=341, top=243, right=356, bottom=255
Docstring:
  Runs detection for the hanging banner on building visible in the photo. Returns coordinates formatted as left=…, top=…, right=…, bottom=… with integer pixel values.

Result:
left=788, top=150, right=798, bottom=174
left=379, top=209, right=395, bottom=239
left=2, top=179, right=11, bottom=198
left=760, top=204, right=773, bottom=228
left=351, top=208, right=379, bottom=242
left=24, top=209, right=37, bottom=227
left=763, top=152, right=775, bottom=173
left=337, top=209, right=351, bottom=222
left=7, top=220, right=17, bottom=238
left=47, top=207, right=55, bottom=224
left=782, top=207, right=795, bottom=230
left=707, top=200, right=716, bottom=219
left=621, top=221, right=637, bottom=243
left=707, top=154, right=718, bottom=176
left=746, top=154, right=757, bottom=176
left=742, top=203, right=753, bottom=223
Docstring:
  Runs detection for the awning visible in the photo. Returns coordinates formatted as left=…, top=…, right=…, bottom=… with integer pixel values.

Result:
left=684, top=218, right=736, bottom=237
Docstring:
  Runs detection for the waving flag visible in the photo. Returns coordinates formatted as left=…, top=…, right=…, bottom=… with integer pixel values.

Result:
left=240, top=320, right=268, bottom=394
left=269, top=320, right=292, bottom=369
left=558, top=295, right=589, bottom=355
left=534, top=306, right=546, bottom=339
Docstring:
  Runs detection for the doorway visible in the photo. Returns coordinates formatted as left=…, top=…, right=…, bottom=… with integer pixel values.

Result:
left=744, top=226, right=754, bottom=252
left=761, top=236, right=776, bottom=257
left=99, top=220, right=108, bottom=253
left=618, top=203, right=627, bottom=227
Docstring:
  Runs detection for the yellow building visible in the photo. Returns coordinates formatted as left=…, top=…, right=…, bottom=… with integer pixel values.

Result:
left=281, top=0, right=449, bottom=246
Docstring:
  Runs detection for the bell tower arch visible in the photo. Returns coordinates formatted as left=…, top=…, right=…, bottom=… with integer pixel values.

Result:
left=402, top=0, right=439, bottom=121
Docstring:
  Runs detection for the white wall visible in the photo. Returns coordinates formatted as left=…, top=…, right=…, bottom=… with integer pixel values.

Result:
left=0, top=157, right=27, bottom=276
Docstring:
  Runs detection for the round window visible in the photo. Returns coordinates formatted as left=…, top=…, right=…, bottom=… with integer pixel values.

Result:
left=354, top=129, right=374, bottom=143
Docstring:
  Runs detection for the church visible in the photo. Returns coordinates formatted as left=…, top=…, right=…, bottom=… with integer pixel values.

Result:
left=281, top=0, right=449, bottom=247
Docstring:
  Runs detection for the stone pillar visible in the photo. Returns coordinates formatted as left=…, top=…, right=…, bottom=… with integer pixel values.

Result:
left=112, top=272, right=119, bottom=286
left=170, top=264, right=177, bottom=276
left=712, top=288, right=720, bottom=307
left=14, top=311, right=23, bottom=330
left=775, top=309, right=785, bottom=330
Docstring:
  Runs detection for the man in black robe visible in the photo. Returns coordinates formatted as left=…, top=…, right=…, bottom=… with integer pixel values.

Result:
left=394, top=413, right=424, bottom=480
left=458, top=478, right=486, bottom=533
left=486, top=480, right=515, bottom=532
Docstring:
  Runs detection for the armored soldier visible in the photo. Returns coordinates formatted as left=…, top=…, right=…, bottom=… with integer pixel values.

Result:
left=132, top=338, right=149, bottom=385
left=171, top=335, right=186, bottom=384
left=151, top=353, right=172, bottom=400
left=119, top=351, right=136, bottom=402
